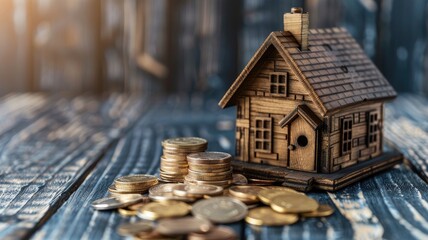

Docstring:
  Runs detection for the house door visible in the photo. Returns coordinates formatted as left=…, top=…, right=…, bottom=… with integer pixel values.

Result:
left=288, top=116, right=316, bottom=172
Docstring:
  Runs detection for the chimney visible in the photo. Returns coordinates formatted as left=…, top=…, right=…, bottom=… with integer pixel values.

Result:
left=283, top=7, right=309, bottom=51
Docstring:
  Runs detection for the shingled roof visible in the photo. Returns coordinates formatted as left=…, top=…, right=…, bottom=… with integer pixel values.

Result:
left=219, top=28, right=397, bottom=115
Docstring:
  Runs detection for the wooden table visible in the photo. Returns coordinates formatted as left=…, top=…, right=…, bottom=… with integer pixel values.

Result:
left=0, top=93, right=427, bottom=240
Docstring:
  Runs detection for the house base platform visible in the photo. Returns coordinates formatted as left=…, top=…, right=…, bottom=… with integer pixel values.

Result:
left=231, top=150, right=404, bottom=192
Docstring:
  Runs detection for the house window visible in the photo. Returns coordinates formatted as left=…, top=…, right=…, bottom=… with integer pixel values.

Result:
left=270, top=73, right=287, bottom=96
left=341, top=118, right=352, bottom=155
left=368, top=112, right=379, bottom=144
left=254, top=117, right=272, bottom=153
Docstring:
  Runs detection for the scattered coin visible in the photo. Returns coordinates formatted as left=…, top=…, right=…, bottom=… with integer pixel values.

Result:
left=172, top=184, right=223, bottom=198
left=248, top=178, right=277, bottom=185
left=257, top=187, right=302, bottom=205
left=245, top=207, right=299, bottom=226
left=192, top=197, right=248, bottom=223
left=91, top=194, right=144, bottom=210
left=149, top=183, right=197, bottom=202
left=117, top=221, right=154, bottom=236
left=232, top=174, right=248, bottom=185
left=224, top=189, right=259, bottom=205
left=229, top=186, right=265, bottom=201
left=118, top=202, right=147, bottom=217
left=270, top=194, right=319, bottom=213
left=300, top=204, right=335, bottom=218
left=134, top=230, right=180, bottom=240
left=188, top=226, right=238, bottom=240
left=156, top=217, right=213, bottom=236
left=138, top=200, right=191, bottom=220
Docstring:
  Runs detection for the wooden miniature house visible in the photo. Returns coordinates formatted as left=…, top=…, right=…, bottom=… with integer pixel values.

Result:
left=219, top=7, right=403, bottom=191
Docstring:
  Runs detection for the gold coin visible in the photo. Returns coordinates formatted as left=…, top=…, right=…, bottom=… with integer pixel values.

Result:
left=186, top=173, right=232, bottom=181
left=108, top=184, right=145, bottom=194
left=301, top=204, right=334, bottom=218
left=118, top=208, right=137, bottom=216
left=232, top=174, right=248, bottom=185
left=229, top=186, right=265, bottom=201
left=156, top=217, right=213, bottom=236
left=134, top=230, right=180, bottom=240
left=248, top=178, right=277, bottom=185
left=184, top=176, right=232, bottom=187
left=118, top=202, right=147, bottom=217
left=224, top=190, right=259, bottom=205
left=188, top=162, right=231, bottom=169
left=245, top=207, right=298, bottom=226
left=137, top=201, right=191, bottom=220
left=188, top=169, right=232, bottom=177
left=187, top=152, right=232, bottom=164
left=257, top=187, right=302, bottom=205
left=117, top=221, right=154, bottom=236
left=188, top=226, right=238, bottom=240
left=270, top=195, right=319, bottom=213
left=161, top=155, right=188, bottom=162
left=172, top=184, right=223, bottom=198
left=115, top=174, right=158, bottom=185
left=160, top=167, right=188, bottom=174
left=188, top=166, right=232, bottom=173
left=162, top=137, right=208, bottom=149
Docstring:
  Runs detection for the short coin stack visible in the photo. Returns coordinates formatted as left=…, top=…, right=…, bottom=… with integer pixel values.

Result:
left=108, top=174, right=158, bottom=197
left=160, top=137, right=208, bottom=183
left=185, top=152, right=233, bottom=187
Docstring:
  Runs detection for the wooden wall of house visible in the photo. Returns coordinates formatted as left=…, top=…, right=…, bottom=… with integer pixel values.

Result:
left=327, top=102, right=383, bottom=172
left=234, top=45, right=324, bottom=167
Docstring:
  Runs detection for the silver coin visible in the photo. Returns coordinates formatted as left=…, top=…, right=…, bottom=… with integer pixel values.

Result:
left=156, top=217, right=213, bottom=235
left=191, top=197, right=248, bottom=223
left=173, top=184, right=224, bottom=197
left=91, top=194, right=143, bottom=210
left=149, top=183, right=185, bottom=195
left=149, top=184, right=197, bottom=202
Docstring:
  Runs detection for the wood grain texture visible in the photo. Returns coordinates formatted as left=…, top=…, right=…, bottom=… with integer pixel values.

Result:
left=0, top=94, right=148, bottom=239
left=33, top=94, right=236, bottom=240
left=384, top=94, right=428, bottom=182
left=33, top=94, right=428, bottom=240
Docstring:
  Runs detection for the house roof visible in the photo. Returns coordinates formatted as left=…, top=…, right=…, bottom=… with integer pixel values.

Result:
left=279, top=104, right=323, bottom=129
left=219, top=28, right=397, bottom=115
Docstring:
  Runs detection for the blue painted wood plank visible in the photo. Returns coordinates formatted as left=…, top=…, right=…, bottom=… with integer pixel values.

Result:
left=34, top=94, right=428, bottom=240
left=0, top=94, right=148, bottom=239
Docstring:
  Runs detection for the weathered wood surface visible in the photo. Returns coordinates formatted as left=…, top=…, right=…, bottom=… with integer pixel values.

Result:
left=0, top=93, right=148, bottom=239
left=31, top=94, right=428, bottom=240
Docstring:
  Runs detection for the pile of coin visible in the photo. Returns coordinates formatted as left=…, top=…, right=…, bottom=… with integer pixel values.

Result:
left=90, top=137, right=337, bottom=239
left=185, top=152, right=233, bottom=187
left=160, top=137, right=208, bottom=183
left=248, top=186, right=334, bottom=226
left=108, top=174, right=158, bottom=196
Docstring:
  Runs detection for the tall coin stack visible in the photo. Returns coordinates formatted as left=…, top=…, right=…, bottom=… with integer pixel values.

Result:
left=160, top=137, right=208, bottom=183
left=185, top=152, right=233, bottom=187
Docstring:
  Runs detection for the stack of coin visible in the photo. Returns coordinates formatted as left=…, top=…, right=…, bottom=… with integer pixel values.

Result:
left=185, top=152, right=233, bottom=187
left=109, top=174, right=158, bottom=196
left=160, top=137, right=208, bottom=182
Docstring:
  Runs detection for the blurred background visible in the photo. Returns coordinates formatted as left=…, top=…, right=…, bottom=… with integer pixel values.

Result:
left=0, top=0, right=427, bottom=97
